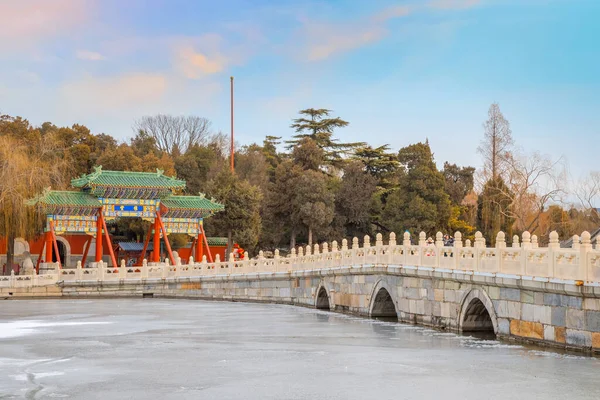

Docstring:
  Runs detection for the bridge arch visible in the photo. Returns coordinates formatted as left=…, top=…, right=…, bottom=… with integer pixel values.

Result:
left=458, top=288, right=498, bottom=335
left=369, top=280, right=398, bottom=319
left=315, top=283, right=332, bottom=310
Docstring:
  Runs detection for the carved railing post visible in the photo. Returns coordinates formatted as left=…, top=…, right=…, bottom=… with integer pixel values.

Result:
left=572, top=235, right=580, bottom=250
left=580, top=231, right=592, bottom=281
left=375, top=233, right=383, bottom=247
left=418, top=232, right=426, bottom=266
left=76, top=260, right=83, bottom=280
left=454, top=232, right=463, bottom=248
left=141, top=258, right=148, bottom=279
left=512, top=235, right=520, bottom=248
left=548, top=231, right=560, bottom=277
left=402, top=231, right=410, bottom=246
left=473, top=232, right=484, bottom=272
left=452, top=232, right=462, bottom=269
left=388, top=232, right=396, bottom=247
left=532, top=235, right=539, bottom=249
left=120, top=259, right=127, bottom=279
left=98, top=260, right=105, bottom=282
left=496, top=231, right=506, bottom=272
left=521, top=232, right=531, bottom=276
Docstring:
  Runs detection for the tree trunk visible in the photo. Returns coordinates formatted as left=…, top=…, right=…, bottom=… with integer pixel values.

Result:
left=308, top=227, right=313, bottom=248
left=6, top=232, right=14, bottom=275
left=290, top=228, right=296, bottom=251
left=492, top=124, right=497, bottom=180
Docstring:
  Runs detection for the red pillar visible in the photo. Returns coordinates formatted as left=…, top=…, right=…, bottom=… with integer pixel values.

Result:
left=45, top=231, right=53, bottom=263
left=195, top=235, right=203, bottom=262
left=49, top=220, right=61, bottom=269
left=81, top=237, right=92, bottom=267
left=152, top=216, right=160, bottom=262
left=95, top=210, right=103, bottom=262
left=138, top=224, right=153, bottom=266
left=101, top=214, right=118, bottom=268
left=156, top=212, right=175, bottom=265
left=199, top=224, right=213, bottom=263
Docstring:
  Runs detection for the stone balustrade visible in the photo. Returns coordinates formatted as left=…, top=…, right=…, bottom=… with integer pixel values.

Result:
left=2, top=230, right=600, bottom=288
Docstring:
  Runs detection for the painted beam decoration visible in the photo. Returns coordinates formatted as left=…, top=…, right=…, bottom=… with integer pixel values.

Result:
left=101, top=198, right=158, bottom=219
left=161, top=218, right=203, bottom=235
left=48, top=215, right=97, bottom=234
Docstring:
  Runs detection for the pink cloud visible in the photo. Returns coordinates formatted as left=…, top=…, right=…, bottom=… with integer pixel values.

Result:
left=174, top=46, right=229, bottom=79
left=0, top=0, right=92, bottom=49
left=301, top=5, right=413, bottom=62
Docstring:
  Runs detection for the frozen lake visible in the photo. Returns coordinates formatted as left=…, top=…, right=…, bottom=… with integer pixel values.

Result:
left=1, top=299, right=599, bottom=399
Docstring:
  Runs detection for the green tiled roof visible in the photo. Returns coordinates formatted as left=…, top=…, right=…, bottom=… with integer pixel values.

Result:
left=29, top=190, right=101, bottom=208
left=207, top=237, right=228, bottom=246
left=71, top=166, right=185, bottom=189
left=161, top=195, right=224, bottom=211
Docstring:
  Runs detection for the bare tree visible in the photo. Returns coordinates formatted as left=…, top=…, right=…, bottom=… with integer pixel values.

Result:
left=0, top=130, right=69, bottom=273
left=477, top=103, right=514, bottom=181
left=575, top=171, right=600, bottom=224
left=498, top=150, right=567, bottom=233
left=134, top=114, right=212, bottom=154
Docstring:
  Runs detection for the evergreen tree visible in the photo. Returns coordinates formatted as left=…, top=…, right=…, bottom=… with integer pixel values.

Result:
left=292, top=137, right=325, bottom=171
left=262, top=160, right=304, bottom=249
left=353, top=144, right=399, bottom=189
left=291, top=170, right=335, bottom=247
left=382, top=142, right=451, bottom=235
left=287, top=108, right=363, bottom=167
left=335, top=161, right=377, bottom=238
left=477, top=177, right=514, bottom=244
left=206, top=170, right=262, bottom=254
left=443, top=162, right=475, bottom=205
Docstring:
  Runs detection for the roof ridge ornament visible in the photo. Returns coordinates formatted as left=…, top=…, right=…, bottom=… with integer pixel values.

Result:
left=89, top=165, right=103, bottom=181
left=156, top=168, right=164, bottom=177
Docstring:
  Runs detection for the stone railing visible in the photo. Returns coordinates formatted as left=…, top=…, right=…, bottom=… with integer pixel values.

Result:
left=2, top=230, right=600, bottom=288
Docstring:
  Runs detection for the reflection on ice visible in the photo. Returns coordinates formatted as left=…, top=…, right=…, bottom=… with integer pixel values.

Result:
left=0, top=320, right=113, bottom=339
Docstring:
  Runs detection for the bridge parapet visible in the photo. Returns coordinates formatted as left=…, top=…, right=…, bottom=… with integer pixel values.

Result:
left=3, top=230, right=600, bottom=288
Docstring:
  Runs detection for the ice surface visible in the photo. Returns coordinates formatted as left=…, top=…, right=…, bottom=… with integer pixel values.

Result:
left=0, top=299, right=598, bottom=400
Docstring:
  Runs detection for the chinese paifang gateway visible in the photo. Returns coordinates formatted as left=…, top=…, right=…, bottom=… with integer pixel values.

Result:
left=22, top=166, right=224, bottom=272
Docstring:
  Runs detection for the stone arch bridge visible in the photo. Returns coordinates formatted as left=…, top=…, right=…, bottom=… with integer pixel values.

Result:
left=3, top=230, right=600, bottom=353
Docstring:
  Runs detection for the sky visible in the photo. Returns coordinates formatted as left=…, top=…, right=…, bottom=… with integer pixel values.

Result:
left=0, top=0, right=598, bottom=178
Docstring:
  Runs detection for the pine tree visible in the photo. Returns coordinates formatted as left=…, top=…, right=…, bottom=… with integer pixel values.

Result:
left=287, top=108, right=363, bottom=167
left=382, top=142, right=451, bottom=235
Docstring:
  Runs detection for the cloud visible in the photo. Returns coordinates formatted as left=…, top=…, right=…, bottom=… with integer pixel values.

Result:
left=300, top=5, right=413, bottom=61
left=61, top=73, right=167, bottom=113
left=174, top=46, right=229, bottom=78
left=170, top=31, right=260, bottom=79
left=428, top=0, right=481, bottom=9
left=0, top=0, right=92, bottom=49
left=76, top=50, right=105, bottom=61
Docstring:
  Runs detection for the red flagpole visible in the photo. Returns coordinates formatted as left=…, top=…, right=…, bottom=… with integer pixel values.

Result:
left=230, top=76, right=234, bottom=173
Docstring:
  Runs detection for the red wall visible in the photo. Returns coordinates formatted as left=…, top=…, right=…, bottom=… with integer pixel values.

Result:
left=1, top=234, right=109, bottom=256
left=176, top=245, right=227, bottom=262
